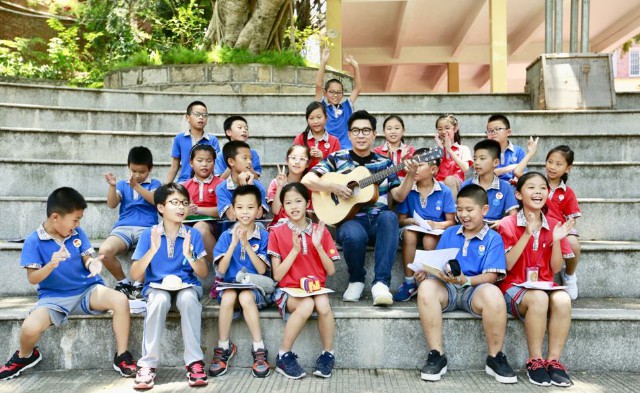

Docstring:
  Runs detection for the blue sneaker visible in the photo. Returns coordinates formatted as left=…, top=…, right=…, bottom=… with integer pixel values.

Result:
left=313, top=352, right=335, bottom=378
left=276, top=351, right=306, bottom=379
left=393, top=280, right=418, bottom=302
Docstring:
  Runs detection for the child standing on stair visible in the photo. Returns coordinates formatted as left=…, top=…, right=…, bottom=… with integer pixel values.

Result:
left=0, top=187, right=136, bottom=381
left=293, top=101, right=341, bottom=170
left=497, top=172, right=575, bottom=387
left=434, top=114, right=472, bottom=198
left=315, top=47, right=362, bottom=149
left=268, top=183, right=339, bottom=379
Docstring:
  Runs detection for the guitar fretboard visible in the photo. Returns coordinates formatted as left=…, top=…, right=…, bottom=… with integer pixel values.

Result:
left=357, top=148, right=443, bottom=188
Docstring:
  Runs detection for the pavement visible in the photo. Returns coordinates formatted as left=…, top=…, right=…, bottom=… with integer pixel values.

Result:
left=2, top=368, right=640, bottom=393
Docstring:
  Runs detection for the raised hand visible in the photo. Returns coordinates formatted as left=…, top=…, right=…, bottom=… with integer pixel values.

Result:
left=276, top=165, right=287, bottom=188
left=312, top=221, right=326, bottom=248
left=527, top=136, right=539, bottom=155
left=403, top=158, right=419, bottom=177
left=433, top=134, right=444, bottom=149
left=128, top=173, right=140, bottom=188
left=182, top=230, right=194, bottom=260
left=188, top=203, right=198, bottom=215
left=291, top=229, right=301, bottom=253
left=236, top=226, right=249, bottom=246
left=524, top=212, right=540, bottom=235
left=344, top=54, right=358, bottom=68
left=49, top=244, right=70, bottom=269
left=150, top=225, right=162, bottom=253
left=310, top=146, right=323, bottom=159
left=553, top=218, right=576, bottom=242
left=104, top=173, right=117, bottom=186
left=86, top=255, right=104, bottom=278
left=321, top=47, right=330, bottom=64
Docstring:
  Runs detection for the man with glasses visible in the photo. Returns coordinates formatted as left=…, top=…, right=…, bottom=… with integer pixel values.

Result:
left=303, top=110, right=417, bottom=305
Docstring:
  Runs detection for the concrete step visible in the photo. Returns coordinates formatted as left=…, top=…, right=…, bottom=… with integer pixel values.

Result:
left=0, top=295, right=638, bottom=372
left=4, top=103, right=640, bottom=135
left=2, top=240, right=638, bottom=299
left=0, top=197, right=637, bottom=241
left=2, top=158, right=636, bottom=199
left=3, top=127, right=640, bottom=163
left=4, top=368, right=639, bottom=393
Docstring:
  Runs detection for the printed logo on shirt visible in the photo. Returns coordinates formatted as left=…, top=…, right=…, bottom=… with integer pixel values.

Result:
left=493, top=199, right=500, bottom=206
left=73, top=239, right=82, bottom=249
left=208, top=188, right=214, bottom=194
left=512, top=156, right=518, bottom=162
left=329, top=249, right=336, bottom=255
left=252, top=244, right=260, bottom=252
left=478, top=245, right=485, bottom=256
left=496, top=192, right=503, bottom=200
left=558, top=195, right=565, bottom=201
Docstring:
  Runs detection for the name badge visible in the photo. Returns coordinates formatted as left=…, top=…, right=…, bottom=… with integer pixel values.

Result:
left=526, top=267, right=539, bottom=282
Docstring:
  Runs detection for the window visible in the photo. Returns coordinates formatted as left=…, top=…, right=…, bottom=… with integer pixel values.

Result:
left=630, top=50, right=640, bottom=77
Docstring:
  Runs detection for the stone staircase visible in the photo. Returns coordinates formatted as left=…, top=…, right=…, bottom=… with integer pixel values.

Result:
left=0, top=82, right=639, bottom=372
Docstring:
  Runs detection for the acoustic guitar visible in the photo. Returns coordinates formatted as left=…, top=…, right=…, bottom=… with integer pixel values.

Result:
left=312, top=147, right=444, bottom=225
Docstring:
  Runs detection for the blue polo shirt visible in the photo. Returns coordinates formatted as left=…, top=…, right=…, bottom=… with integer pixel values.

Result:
left=397, top=181, right=456, bottom=222
left=215, top=178, right=269, bottom=218
left=460, top=175, right=518, bottom=221
left=436, top=224, right=506, bottom=279
left=171, top=131, right=222, bottom=183
left=497, top=141, right=526, bottom=182
left=213, top=148, right=262, bottom=177
left=321, top=97, right=353, bottom=149
left=21, top=225, right=104, bottom=299
left=113, top=178, right=161, bottom=228
left=132, top=224, right=206, bottom=296
left=213, top=226, right=270, bottom=282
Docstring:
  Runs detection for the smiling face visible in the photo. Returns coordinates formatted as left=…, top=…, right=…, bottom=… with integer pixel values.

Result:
left=229, top=147, right=253, bottom=173
left=383, top=117, right=405, bottom=147
left=282, top=188, right=309, bottom=224
left=286, top=146, right=310, bottom=175
left=225, top=120, right=249, bottom=142
left=233, top=193, right=261, bottom=226
left=129, top=163, right=151, bottom=184
left=486, top=119, right=510, bottom=146
left=516, top=175, right=549, bottom=212
left=307, top=107, right=327, bottom=135
left=456, top=197, right=488, bottom=234
left=157, top=192, right=189, bottom=222
left=324, top=81, right=344, bottom=106
left=190, top=150, right=215, bottom=180
left=473, top=148, right=499, bottom=176
left=436, top=118, right=457, bottom=142
left=51, top=209, right=84, bottom=238
left=545, top=152, right=572, bottom=182
left=348, top=119, right=376, bottom=156
left=186, top=104, right=208, bottom=132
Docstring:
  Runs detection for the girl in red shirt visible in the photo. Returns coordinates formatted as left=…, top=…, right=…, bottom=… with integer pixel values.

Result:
left=373, top=115, right=416, bottom=182
left=434, top=114, right=472, bottom=197
left=267, top=183, right=340, bottom=379
left=497, top=172, right=575, bottom=387
left=267, top=145, right=311, bottom=228
left=293, top=101, right=341, bottom=170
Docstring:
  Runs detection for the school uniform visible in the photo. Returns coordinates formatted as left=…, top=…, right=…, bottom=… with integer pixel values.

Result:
left=215, top=178, right=269, bottom=219
left=171, top=131, right=221, bottom=183
left=436, top=143, right=472, bottom=183
left=497, top=141, right=526, bottom=182
left=213, top=148, right=263, bottom=177
left=321, top=96, right=353, bottom=149
left=397, top=181, right=456, bottom=222
left=293, top=130, right=341, bottom=170
left=110, top=178, right=161, bottom=248
left=183, top=174, right=223, bottom=208
left=460, top=175, right=519, bottom=221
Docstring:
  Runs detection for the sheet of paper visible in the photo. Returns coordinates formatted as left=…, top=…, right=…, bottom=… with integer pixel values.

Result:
left=413, top=211, right=432, bottom=230
left=281, top=287, right=334, bottom=298
left=216, top=282, right=258, bottom=290
left=514, top=281, right=567, bottom=291
left=128, top=299, right=147, bottom=314
left=404, top=225, right=445, bottom=236
left=408, top=248, right=460, bottom=276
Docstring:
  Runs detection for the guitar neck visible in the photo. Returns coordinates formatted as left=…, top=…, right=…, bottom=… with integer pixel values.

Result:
left=359, top=162, right=406, bottom=188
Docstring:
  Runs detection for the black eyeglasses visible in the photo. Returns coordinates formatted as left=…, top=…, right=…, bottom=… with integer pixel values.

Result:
left=349, top=128, right=373, bottom=136
left=190, top=112, right=209, bottom=119
left=486, top=127, right=506, bottom=135
left=165, top=199, right=189, bottom=207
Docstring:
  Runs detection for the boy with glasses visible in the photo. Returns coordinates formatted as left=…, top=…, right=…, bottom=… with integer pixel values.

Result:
left=485, top=114, right=533, bottom=183
left=302, top=110, right=417, bottom=306
left=167, top=101, right=221, bottom=183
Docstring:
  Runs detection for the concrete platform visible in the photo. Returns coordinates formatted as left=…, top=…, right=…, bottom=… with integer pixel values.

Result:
left=0, top=296, right=639, bottom=372
left=3, top=368, right=640, bottom=393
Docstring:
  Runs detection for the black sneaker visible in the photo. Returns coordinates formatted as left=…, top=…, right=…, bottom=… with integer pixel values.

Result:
left=113, top=350, right=137, bottom=377
left=129, top=284, right=144, bottom=300
left=485, top=351, right=517, bottom=384
left=0, top=348, right=42, bottom=380
left=276, top=351, right=306, bottom=379
left=546, top=359, right=572, bottom=387
left=115, top=282, right=133, bottom=298
left=526, top=358, right=551, bottom=386
left=420, top=350, right=447, bottom=381
left=208, top=342, right=237, bottom=377
left=251, top=348, right=270, bottom=378
left=313, top=351, right=335, bottom=378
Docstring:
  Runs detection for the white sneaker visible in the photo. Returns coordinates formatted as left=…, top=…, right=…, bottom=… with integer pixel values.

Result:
left=343, top=282, right=365, bottom=302
left=562, top=267, right=578, bottom=300
left=371, top=282, right=393, bottom=306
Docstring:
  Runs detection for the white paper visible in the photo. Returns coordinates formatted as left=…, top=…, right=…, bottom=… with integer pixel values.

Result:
left=281, top=287, right=334, bottom=298
left=129, top=299, right=147, bottom=314
left=514, top=281, right=567, bottom=291
left=404, top=212, right=445, bottom=235
left=408, top=248, right=460, bottom=275
left=216, top=282, right=258, bottom=290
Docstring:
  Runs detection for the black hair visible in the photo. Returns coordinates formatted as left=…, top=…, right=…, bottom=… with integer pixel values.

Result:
left=546, top=145, right=575, bottom=183
left=127, top=146, right=153, bottom=169
left=457, top=184, right=488, bottom=206
left=232, top=184, right=262, bottom=206
left=473, top=139, right=501, bottom=160
left=186, top=100, right=207, bottom=115
left=223, top=115, right=248, bottom=141
left=154, top=183, right=190, bottom=216
left=222, top=140, right=251, bottom=169
left=414, top=147, right=441, bottom=166
left=347, top=110, right=377, bottom=131
left=383, top=115, right=406, bottom=143
left=324, top=78, right=343, bottom=91
left=279, top=182, right=311, bottom=205
left=299, top=101, right=327, bottom=145
left=435, top=114, right=461, bottom=144
left=46, top=187, right=87, bottom=217
left=515, top=172, right=550, bottom=210
left=190, top=144, right=216, bottom=161
left=487, top=114, right=510, bottom=129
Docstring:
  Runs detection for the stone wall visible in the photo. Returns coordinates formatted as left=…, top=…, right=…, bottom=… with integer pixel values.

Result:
left=103, top=64, right=354, bottom=94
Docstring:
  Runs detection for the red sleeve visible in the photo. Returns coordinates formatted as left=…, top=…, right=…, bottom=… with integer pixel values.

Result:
left=372, top=145, right=384, bottom=155
left=560, top=237, right=574, bottom=258
left=497, top=216, right=519, bottom=250
left=329, top=136, right=341, bottom=155
left=266, top=179, right=278, bottom=203
left=320, top=226, right=340, bottom=260
left=293, top=133, right=304, bottom=146
left=267, top=227, right=282, bottom=258
left=563, top=187, right=581, bottom=217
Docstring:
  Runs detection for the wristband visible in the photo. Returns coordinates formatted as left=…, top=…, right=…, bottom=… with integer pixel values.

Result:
left=85, top=259, right=93, bottom=270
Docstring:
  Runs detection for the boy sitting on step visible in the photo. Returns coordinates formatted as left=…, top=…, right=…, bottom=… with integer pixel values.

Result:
left=214, top=116, right=263, bottom=180
left=101, top=146, right=161, bottom=299
left=485, top=114, right=535, bottom=183
left=0, top=187, right=136, bottom=381
left=416, top=185, right=516, bottom=384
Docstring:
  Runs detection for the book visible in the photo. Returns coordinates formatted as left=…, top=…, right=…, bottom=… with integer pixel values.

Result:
left=407, top=248, right=460, bottom=276
left=183, top=215, right=216, bottom=223
left=514, top=281, right=567, bottom=291
left=281, top=287, right=334, bottom=298
left=215, top=282, right=258, bottom=290
left=404, top=211, right=444, bottom=235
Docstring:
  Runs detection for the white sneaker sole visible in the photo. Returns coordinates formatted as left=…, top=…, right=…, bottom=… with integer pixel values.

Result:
left=342, top=296, right=361, bottom=302
left=420, top=366, right=447, bottom=381
left=0, top=353, right=42, bottom=380
left=276, top=366, right=306, bottom=380
left=373, top=294, right=393, bottom=306
left=313, top=369, right=332, bottom=378
left=113, top=363, right=136, bottom=378
left=527, top=372, right=551, bottom=386
left=485, top=365, right=517, bottom=384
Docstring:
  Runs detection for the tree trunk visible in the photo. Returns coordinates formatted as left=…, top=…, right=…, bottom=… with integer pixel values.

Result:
left=235, top=0, right=286, bottom=52
left=218, top=0, right=250, bottom=48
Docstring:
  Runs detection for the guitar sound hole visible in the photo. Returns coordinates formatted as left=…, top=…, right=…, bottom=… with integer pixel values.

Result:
left=347, top=181, right=360, bottom=197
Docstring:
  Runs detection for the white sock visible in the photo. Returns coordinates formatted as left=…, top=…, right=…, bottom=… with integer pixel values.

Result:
left=323, top=350, right=334, bottom=356
left=253, top=341, right=265, bottom=351
left=118, top=278, right=131, bottom=285
left=218, top=340, right=229, bottom=350
left=132, top=281, right=142, bottom=287
left=278, top=350, right=286, bottom=357
left=404, top=276, right=415, bottom=283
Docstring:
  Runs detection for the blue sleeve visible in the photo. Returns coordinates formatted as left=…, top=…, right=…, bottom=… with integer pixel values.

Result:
left=253, top=180, right=270, bottom=211
left=311, top=153, right=337, bottom=176
left=516, top=146, right=526, bottom=163
left=132, top=228, right=152, bottom=261
left=20, top=233, right=44, bottom=268
left=209, top=135, right=221, bottom=155
left=187, top=227, right=206, bottom=260
left=258, top=230, right=270, bottom=267
left=149, top=179, right=162, bottom=191
left=214, top=154, right=226, bottom=176
left=216, top=182, right=232, bottom=216
left=459, top=179, right=471, bottom=191
left=502, top=183, right=519, bottom=213
left=396, top=193, right=411, bottom=215
left=251, top=149, right=262, bottom=175
left=443, top=187, right=457, bottom=214
left=480, top=232, right=507, bottom=276
left=116, top=180, right=126, bottom=198
left=77, top=228, right=94, bottom=256
left=171, top=135, right=181, bottom=159
left=435, top=227, right=456, bottom=251
left=213, top=231, right=231, bottom=261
